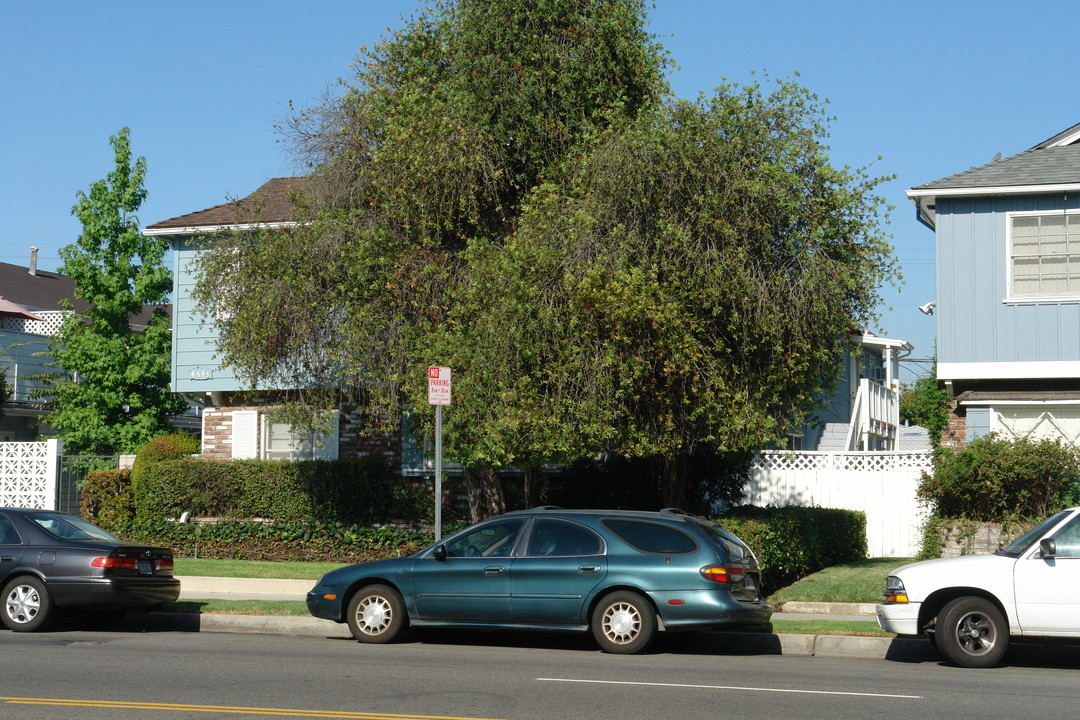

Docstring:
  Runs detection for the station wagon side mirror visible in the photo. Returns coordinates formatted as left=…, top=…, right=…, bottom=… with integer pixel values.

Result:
left=432, top=544, right=448, bottom=561
left=1040, top=538, right=1057, bottom=558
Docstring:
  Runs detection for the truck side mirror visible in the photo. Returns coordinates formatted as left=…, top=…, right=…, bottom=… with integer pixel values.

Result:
left=1040, top=538, right=1057, bottom=558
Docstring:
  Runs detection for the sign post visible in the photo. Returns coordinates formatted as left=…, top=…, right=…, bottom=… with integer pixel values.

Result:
left=427, top=366, right=451, bottom=541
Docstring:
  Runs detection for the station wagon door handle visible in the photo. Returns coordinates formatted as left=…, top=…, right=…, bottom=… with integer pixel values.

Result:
left=578, top=565, right=601, bottom=574
left=483, top=566, right=505, bottom=576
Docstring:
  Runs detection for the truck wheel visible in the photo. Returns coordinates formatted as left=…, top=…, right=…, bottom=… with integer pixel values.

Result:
left=936, top=596, right=1008, bottom=668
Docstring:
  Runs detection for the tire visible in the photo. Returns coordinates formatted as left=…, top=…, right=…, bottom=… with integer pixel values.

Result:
left=346, top=584, right=406, bottom=644
left=2, top=576, right=52, bottom=632
left=936, top=596, right=1008, bottom=668
left=591, top=591, right=657, bottom=654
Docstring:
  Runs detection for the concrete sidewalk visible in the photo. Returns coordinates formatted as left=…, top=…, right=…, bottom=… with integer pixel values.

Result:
left=163, top=576, right=936, bottom=661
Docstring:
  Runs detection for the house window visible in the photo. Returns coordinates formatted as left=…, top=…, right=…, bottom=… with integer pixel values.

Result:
left=1009, top=211, right=1080, bottom=299
left=231, top=410, right=339, bottom=460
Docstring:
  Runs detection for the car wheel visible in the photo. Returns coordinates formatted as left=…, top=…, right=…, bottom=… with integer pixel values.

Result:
left=346, top=584, right=406, bottom=644
left=591, top=591, right=656, bottom=654
left=2, top=576, right=52, bottom=632
left=936, top=596, right=1008, bottom=668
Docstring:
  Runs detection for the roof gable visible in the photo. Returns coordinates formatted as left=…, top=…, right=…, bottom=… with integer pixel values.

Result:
left=145, top=177, right=309, bottom=234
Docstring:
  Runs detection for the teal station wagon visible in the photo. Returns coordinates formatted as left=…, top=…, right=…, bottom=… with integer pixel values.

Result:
left=307, top=507, right=771, bottom=653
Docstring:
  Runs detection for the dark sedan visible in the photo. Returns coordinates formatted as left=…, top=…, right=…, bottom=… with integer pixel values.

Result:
left=1, top=507, right=180, bottom=631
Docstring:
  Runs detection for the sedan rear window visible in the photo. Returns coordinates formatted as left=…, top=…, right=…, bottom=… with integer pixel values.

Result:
left=602, top=519, right=698, bottom=555
left=29, top=513, right=120, bottom=542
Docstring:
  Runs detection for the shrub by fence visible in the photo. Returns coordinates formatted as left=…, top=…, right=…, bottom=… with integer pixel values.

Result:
left=719, top=506, right=867, bottom=592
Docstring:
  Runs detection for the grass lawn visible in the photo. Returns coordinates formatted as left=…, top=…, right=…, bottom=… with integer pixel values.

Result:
left=767, top=557, right=912, bottom=607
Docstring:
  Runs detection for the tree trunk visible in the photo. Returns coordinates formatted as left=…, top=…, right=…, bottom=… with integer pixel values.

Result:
left=464, top=466, right=506, bottom=522
left=661, top=453, right=688, bottom=510
left=522, top=466, right=544, bottom=508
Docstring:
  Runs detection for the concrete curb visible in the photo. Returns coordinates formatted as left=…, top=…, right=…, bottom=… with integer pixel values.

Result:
left=778, top=601, right=878, bottom=616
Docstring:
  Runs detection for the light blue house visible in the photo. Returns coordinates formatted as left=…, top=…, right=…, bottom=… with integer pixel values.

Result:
left=907, top=122, right=1080, bottom=446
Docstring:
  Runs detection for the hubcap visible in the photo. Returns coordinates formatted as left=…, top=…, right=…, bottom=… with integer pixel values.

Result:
left=6, top=585, right=40, bottom=625
left=356, top=596, right=392, bottom=635
left=602, top=602, right=641, bottom=644
left=954, top=611, right=996, bottom=656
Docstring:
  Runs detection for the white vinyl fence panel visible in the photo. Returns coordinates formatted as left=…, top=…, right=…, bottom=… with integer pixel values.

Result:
left=747, top=451, right=933, bottom=558
left=0, top=439, right=62, bottom=509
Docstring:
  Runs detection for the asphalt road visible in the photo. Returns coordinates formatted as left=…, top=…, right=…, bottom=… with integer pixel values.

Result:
left=5, top=627, right=1080, bottom=719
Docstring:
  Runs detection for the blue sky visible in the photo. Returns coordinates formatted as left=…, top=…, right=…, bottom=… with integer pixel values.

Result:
left=2, top=0, right=1077, bottom=380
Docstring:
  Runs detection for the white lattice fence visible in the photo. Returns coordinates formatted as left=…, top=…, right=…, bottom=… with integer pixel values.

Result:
left=747, top=450, right=934, bottom=558
left=0, top=439, right=62, bottom=509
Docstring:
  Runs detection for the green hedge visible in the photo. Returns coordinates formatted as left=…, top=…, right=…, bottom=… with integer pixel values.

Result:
left=718, top=506, right=867, bottom=592
left=112, top=520, right=432, bottom=562
left=132, top=457, right=430, bottom=525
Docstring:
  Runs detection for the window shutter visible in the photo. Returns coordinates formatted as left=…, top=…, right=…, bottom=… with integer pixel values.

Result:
left=232, top=411, right=259, bottom=459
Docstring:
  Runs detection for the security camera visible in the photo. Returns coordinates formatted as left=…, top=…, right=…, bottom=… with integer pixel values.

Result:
left=918, top=301, right=936, bottom=316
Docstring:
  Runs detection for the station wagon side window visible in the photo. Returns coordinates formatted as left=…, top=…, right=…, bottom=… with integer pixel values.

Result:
left=525, top=519, right=604, bottom=557
left=601, top=519, right=698, bottom=555
left=0, top=513, right=20, bottom=544
left=444, top=518, right=524, bottom=558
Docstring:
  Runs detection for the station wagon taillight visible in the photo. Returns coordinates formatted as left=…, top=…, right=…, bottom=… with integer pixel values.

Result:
left=700, top=564, right=745, bottom=583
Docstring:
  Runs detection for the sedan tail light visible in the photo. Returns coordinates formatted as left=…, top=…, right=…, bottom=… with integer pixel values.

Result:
left=92, top=557, right=139, bottom=570
left=91, top=556, right=174, bottom=573
left=700, top=564, right=746, bottom=583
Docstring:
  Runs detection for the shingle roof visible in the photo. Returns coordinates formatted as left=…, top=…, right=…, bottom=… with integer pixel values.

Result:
left=0, top=260, right=167, bottom=328
left=914, top=122, right=1080, bottom=191
left=145, top=177, right=309, bottom=233
left=0, top=261, right=85, bottom=313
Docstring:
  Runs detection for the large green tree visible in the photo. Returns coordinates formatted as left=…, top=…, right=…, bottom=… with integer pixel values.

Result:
left=194, top=0, right=897, bottom=516
left=43, top=127, right=183, bottom=455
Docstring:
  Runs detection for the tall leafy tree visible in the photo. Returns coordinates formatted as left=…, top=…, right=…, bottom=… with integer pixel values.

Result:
left=43, top=127, right=183, bottom=455
left=195, top=0, right=897, bottom=515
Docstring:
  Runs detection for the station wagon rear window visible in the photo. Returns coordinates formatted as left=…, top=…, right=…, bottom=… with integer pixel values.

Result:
left=602, top=519, right=698, bottom=555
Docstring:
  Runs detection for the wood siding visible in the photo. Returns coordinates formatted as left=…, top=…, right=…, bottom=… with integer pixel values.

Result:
left=171, top=239, right=239, bottom=393
left=937, top=193, right=1080, bottom=366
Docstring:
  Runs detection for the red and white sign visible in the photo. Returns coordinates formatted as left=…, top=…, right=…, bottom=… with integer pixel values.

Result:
left=428, top=366, right=452, bottom=406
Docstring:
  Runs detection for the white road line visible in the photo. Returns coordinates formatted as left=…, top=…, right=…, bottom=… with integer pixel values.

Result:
left=537, top=678, right=922, bottom=700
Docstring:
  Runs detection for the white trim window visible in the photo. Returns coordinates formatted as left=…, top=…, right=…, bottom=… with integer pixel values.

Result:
left=231, top=410, right=339, bottom=460
left=1008, top=209, right=1080, bottom=299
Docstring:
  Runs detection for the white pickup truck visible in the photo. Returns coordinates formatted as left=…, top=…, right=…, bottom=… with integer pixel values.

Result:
left=876, top=507, right=1080, bottom=667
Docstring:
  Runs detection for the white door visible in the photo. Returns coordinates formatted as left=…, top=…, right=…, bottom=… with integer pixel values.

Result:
left=1013, top=514, right=1080, bottom=634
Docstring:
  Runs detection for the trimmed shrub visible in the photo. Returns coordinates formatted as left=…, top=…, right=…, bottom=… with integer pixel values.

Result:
left=112, top=520, right=432, bottom=563
left=81, top=468, right=135, bottom=526
left=132, top=457, right=430, bottom=525
left=718, top=506, right=867, bottom=592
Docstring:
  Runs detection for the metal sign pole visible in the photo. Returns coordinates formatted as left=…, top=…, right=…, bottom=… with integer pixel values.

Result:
left=434, top=403, right=443, bottom=542
left=428, top=365, right=451, bottom=543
